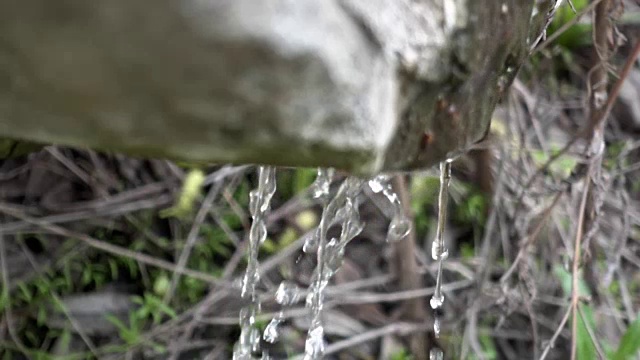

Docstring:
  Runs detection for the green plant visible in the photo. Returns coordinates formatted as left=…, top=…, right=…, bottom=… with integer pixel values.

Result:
left=106, top=292, right=175, bottom=353
left=390, top=348, right=414, bottom=360
left=555, top=266, right=597, bottom=360
left=161, top=168, right=205, bottom=219
left=547, top=0, right=591, bottom=49
left=610, top=315, right=640, bottom=360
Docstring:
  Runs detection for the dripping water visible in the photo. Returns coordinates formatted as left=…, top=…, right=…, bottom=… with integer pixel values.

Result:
left=430, top=160, right=452, bottom=324
left=428, top=160, right=452, bottom=359
left=429, top=347, right=444, bottom=360
left=368, top=176, right=411, bottom=242
left=303, top=169, right=334, bottom=253
left=235, top=168, right=413, bottom=358
left=234, top=166, right=277, bottom=360
left=263, top=281, right=302, bottom=344
left=304, top=169, right=334, bottom=359
left=304, top=172, right=365, bottom=359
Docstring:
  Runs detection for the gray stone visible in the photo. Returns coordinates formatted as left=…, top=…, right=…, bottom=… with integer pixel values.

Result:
left=0, top=0, right=552, bottom=174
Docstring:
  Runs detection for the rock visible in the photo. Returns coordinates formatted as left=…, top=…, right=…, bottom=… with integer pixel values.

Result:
left=0, top=0, right=550, bottom=174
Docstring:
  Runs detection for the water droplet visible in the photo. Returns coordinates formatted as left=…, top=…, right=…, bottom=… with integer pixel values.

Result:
left=501, top=3, right=508, bottom=14
left=430, top=293, right=445, bottom=309
left=370, top=176, right=412, bottom=242
left=263, top=318, right=282, bottom=343
left=433, top=316, right=442, bottom=338
left=303, top=228, right=320, bottom=253
left=264, top=282, right=300, bottom=344
left=431, top=243, right=449, bottom=261
left=311, top=169, right=333, bottom=199
left=368, top=177, right=385, bottom=193
left=304, top=325, right=326, bottom=360
left=430, top=348, right=444, bottom=360
left=387, top=216, right=411, bottom=242
left=275, top=281, right=301, bottom=306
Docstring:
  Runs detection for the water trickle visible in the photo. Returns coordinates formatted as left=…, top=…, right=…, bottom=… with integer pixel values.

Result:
left=369, top=176, right=411, bottom=242
left=234, top=166, right=277, bottom=359
left=433, top=316, right=441, bottom=337
left=303, top=169, right=335, bottom=253
left=235, top=305, right=261, bottom=359
left=304, top=174, right=364, bottom=359
left=430, top=160, right=452, bottom=338
left=305, top=325, right=326, bottom=360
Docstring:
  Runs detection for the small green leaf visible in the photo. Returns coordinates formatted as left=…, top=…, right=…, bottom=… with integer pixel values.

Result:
left=160, top=168, right=205, bottom=219
left=612, top=315, right=640, bottom=360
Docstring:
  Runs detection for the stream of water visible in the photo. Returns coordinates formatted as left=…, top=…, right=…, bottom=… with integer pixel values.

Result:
left=304, top=172, right=365, bottom=359
left=234, top=166, right=277, bottom=360
left=235, top=164, right=451, bottom=358
left=429, top=160, right=453, bottom=359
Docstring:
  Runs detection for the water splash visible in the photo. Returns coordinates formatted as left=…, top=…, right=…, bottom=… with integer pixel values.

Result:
left=430, top=160, right=452, bottom=338
left=305, top=173, right=364, bottom=359
left=234, top=166, right=277, bottom=359
left=368, top=176, right=411, bottom=242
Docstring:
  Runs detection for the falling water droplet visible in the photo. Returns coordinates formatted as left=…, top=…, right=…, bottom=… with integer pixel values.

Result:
left=430, top=160, right=452, bottom=337
left=433, top=316, right=442, bottom=338
left=368, top=176, right=387, bottom=193
left=430, top=347, right=444, bottom=360
left=263, top=281, right=302, bottom=344
left=263, top=317, right=282, bottom=344
left=369, top=175, right=412, bottom=242
left=388, top=215, right=411, bottom=242
left=430, top=289, right=445, bottom=310
left=235, top=166, right=277, bottom=359
left=276, top=281, right=301, bottom=306
left=304, top=325, right=326, bottom=360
